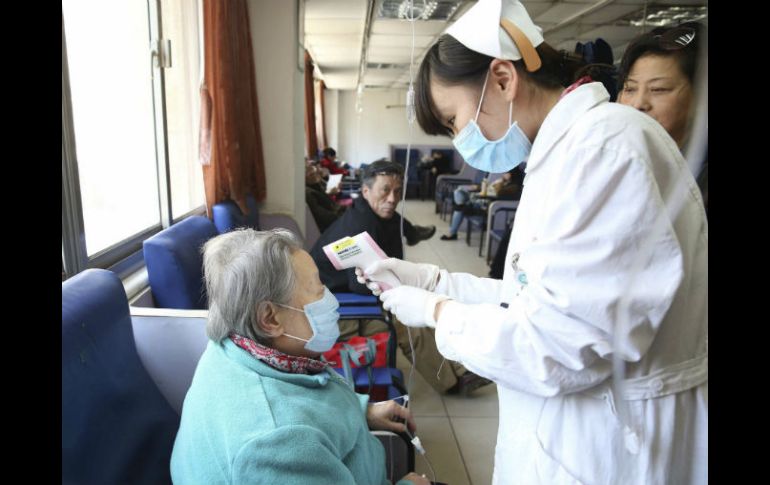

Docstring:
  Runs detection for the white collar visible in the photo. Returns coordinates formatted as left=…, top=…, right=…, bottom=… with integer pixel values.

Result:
left=525, top=82, right=610, bottom=174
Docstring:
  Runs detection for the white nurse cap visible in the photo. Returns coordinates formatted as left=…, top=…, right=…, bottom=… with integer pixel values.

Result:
left=445, top=0, right=545, bottom=72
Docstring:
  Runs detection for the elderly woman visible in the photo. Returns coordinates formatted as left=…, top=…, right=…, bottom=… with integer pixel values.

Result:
left=617, top=22, right=707, bottom=213
left=170, top=229, right=428, bottom=485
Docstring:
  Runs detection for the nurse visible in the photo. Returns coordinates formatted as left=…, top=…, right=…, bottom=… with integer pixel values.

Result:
left=357, top=1, right=708, bottom=483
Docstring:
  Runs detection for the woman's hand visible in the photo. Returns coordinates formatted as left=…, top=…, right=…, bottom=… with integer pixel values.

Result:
left=366, top=400, right=416, bottom=434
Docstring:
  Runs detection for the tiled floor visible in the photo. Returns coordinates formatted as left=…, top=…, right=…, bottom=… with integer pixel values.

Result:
left=400, top=200, right=492, bottom=274
left=395, top=200, right=499, bottom=485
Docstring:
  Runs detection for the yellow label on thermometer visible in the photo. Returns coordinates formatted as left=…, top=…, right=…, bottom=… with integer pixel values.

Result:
left=332, top=237, right=355, bottom=253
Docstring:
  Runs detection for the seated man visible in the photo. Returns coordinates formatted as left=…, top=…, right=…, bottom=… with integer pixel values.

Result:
left=310, top=161, right=489, bottom=396
left=171, top=228, right=428, bottom=485
left=310, top=160, right=434, bottom=246
left=306, top=162, right=346, bottom=233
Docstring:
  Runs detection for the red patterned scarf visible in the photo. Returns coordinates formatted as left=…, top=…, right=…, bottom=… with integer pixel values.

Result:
left=230, top=333, right=328, bottom=375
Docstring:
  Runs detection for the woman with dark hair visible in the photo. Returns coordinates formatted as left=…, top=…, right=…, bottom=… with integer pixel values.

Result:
left=618, top=22, right=707, bottom=215
left=356, top=1, right=707, bottom=483
left=618, top=22, right=702, bottom=149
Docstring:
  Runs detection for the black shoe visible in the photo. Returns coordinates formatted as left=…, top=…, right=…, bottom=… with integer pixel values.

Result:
left=440, top=233, right=458, bottom=241
left=407, top=225, right=436, bottom=246
left=455, top=372, right=493, bottom=396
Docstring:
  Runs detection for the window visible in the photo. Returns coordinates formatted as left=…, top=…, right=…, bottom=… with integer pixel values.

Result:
left=62, top=0, right=204, bottom=275
left=162, top=0, right=205, bottom=218
left=63, top=0, right=161, bottom=256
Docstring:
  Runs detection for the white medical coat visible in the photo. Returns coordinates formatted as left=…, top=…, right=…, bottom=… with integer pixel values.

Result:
left=434, top=83, right=707, bottom=484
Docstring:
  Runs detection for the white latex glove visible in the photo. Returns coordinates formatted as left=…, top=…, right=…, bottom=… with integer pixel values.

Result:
left=356, top=258, right=441, bottom=293
left=366, top=279, right=386, bottom=296
left=379, top=286, right=449, bottom=328
left=353, top=268, right=387, bottom=296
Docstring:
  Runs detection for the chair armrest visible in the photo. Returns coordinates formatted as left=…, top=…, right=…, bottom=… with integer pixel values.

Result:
left=486, top=200, right=519, bottom=233
left=130, top=306, right=209, bottom=318
left=334, top=292, right=379, bottom=305
left=436, top=178, right=474, bottom=202
left=372, top=430, right=415, bottom=480
left=435, top=176, right=472, bottom=186
left=130, top=307, right=209, bottom=415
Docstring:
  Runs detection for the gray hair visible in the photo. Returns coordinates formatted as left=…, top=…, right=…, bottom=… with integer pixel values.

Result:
left=202, top=228, right=302, bottom=344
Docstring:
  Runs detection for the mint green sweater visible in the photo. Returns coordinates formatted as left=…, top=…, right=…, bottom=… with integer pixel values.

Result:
left=170, top=339, right=412, bottom=485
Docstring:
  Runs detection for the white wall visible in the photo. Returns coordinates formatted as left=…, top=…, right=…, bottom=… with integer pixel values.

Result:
left=337, top=88, right=454, bottom=167
left=248, top=0, right=305, bottom=229
left=323, top=88, right=339, bottom=151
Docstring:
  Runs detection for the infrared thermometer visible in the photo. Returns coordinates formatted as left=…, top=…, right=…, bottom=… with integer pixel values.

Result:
left=322, top=231, right=401, bottom=291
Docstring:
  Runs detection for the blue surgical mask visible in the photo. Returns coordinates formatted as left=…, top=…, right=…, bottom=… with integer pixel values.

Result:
left=279, top=287, right=340, bottom=353
left=452, top=71, right=532, bottom=173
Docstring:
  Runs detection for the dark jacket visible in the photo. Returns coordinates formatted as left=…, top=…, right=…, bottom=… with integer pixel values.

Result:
left=306, top=183, right=344, bottom=233
left=310, top=197, right=404, bottom=294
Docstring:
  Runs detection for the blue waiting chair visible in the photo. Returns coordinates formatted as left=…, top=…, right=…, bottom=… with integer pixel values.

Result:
left=464, top=173, right=504, bottom=254
left=143, top=215, right=219, bottom=309
left=485, top=200, right=519, bottom=264
left=436, top=165, right=484, bottom=220
left=332, top=295, right=406, bottom=405
left=63, top=269, right=179, bottom=485
left=213, top=196, right=311, bottom=251
left=211, top=194, right=260, bottom=233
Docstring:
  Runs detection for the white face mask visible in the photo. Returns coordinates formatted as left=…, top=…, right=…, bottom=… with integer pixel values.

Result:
left=452, top=70, right=532, bottom=173
left=277, top=287, right=340, bottom=353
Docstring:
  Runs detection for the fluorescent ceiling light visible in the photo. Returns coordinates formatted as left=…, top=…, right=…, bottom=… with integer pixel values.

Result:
left=619, top=5, right=708, bottom=28
left=378, top=0, right=461, bottom=21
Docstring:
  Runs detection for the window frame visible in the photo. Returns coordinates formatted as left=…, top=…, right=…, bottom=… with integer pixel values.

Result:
left=61, top=0, right=205, bottom=281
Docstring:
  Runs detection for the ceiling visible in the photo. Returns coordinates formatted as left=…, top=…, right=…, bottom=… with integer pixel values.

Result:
left=304, top=0, right=708, bottom=90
